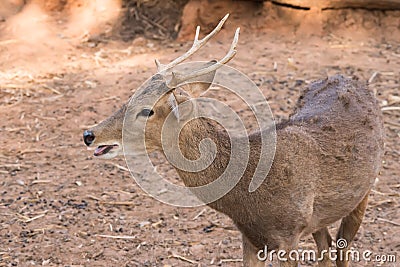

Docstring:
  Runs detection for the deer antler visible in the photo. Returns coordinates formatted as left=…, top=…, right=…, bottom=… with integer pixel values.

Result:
left=155, top=14, right=231, bottom=74
left=167, top=27, right=240, bottom=88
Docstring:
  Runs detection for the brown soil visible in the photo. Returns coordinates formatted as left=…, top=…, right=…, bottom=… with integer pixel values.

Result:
left=0, top=2, right=399, bottom=267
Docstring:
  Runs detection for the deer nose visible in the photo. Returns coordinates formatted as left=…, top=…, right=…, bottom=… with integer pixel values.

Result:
left=83, top=130, right=95, bottom=146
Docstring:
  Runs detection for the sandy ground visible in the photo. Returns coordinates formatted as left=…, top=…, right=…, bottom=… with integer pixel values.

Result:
left=0, top=2, right=399, bottom=267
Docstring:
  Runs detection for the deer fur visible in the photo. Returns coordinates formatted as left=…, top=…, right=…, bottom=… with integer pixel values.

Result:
left=84, top=72, right=384, bottom=267
left=83, top=13, right=384, bottom=267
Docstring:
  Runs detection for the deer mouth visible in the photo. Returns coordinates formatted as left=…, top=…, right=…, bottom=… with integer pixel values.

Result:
left=94, top=144, right=119, bottom=157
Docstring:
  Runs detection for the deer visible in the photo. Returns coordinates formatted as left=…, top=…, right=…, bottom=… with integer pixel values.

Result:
left=83, top=14, right=384, bottom=267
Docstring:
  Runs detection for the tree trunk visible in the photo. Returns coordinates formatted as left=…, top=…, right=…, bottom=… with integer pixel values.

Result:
left=269, top=0, right=400, bottom=9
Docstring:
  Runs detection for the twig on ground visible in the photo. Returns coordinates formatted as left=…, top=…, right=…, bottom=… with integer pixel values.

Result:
left=96, top=234, right=136, bottom=239
left=100, top=201, right=136, bottom=206
left=377, top=218, right=400, bottom=227
left=368, top=71, right=379, bottom=84
left=87, top=195, right=102, bottom=201
left=98, top=96, right=120, bottom=102
left=17, top=212, right=46, bottom=223
left=169, top=254, right=199, bottom=265
left=369, top=199, right=394, bottom=207
left=31, top=180, right=52, bottom=185
left=382, top=106, right=400, bottom=111
left=18, top=149, right=44, bottom=155
left=110, top=163, right=130, bottom=172
left=371, top=189, right=399, bottom=197
left=384, top=120, right=400, bottom=128
left=42, top=85, right=62, bottom=95
left=193, top=208, right=206, bottom=220
left=219, top=258, right=243, bottom=263
left=92, top=249, right=104, bottom=259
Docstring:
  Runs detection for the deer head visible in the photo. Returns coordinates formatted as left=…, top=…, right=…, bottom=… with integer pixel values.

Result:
left=83, top=14, right=240, bottom=159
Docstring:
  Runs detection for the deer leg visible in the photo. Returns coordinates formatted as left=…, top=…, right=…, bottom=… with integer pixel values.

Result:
left=277, top=247, right=300, bottom=267
left=312, top=227, right=333, bottom=267
left=242, top=235, right=265, bottom=267
left=336, top=192, right=370, bottom=267
left=278, top=241, right=300, bottom=267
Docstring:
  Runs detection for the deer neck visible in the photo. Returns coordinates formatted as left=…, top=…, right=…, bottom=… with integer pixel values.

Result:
left=170, top=117, right=232, bottom=188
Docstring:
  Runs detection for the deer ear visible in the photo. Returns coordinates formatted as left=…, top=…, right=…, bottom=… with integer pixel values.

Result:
left=168, top=92, right=180, bottom=121
left=178, top=60, right=217, bottom=97
left=167, top=91, right=194, bottom=122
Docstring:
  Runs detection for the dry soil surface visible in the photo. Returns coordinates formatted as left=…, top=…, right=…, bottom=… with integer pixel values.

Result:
left=0, top=3, right=399, bottom=267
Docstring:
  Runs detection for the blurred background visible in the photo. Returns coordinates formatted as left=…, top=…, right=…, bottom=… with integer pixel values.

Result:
left=0, top=0, right=399, bottom=266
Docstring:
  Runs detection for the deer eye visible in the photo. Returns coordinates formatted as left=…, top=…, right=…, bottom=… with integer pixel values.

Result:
left=138, top=108, right=154, bottom=117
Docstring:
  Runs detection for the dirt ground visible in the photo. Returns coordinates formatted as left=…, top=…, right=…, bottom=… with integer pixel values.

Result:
left=0, top=1, right=399, bottom=267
